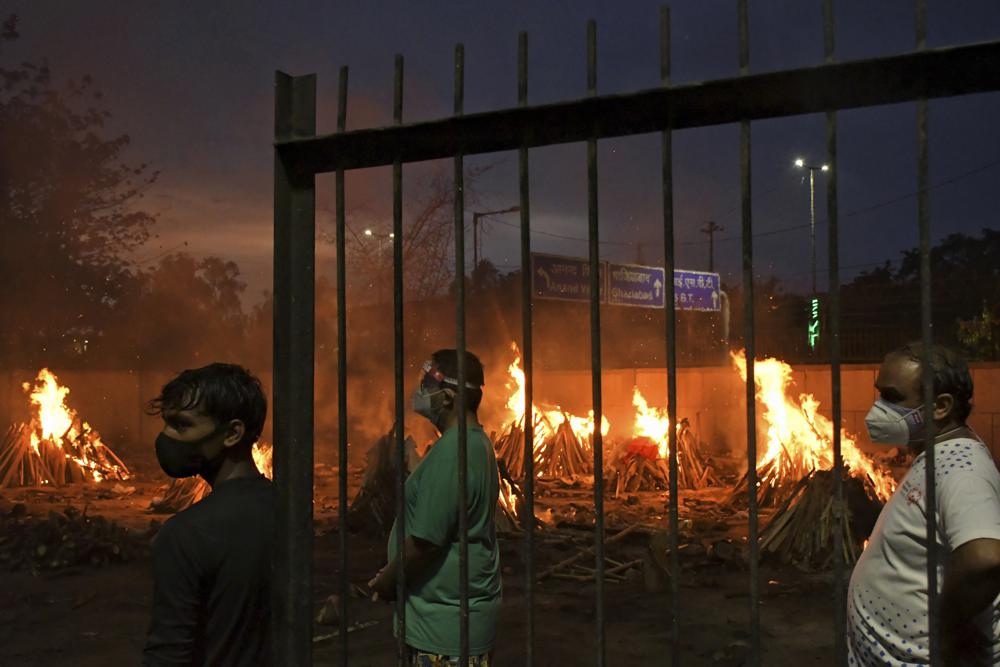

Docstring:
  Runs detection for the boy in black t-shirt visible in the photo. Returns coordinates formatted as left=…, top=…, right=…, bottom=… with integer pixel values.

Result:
left=143, top=363, right=273, bottom=667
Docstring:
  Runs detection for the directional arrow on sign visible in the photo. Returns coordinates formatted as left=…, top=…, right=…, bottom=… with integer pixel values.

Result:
left=536, top=267, right=552, bottom=290
left=653, top=278, right=662, bottom=298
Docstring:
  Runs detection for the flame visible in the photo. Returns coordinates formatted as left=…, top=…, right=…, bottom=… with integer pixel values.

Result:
left=731, top=351, right=894, bottom=502
left=631, top=387, right=675, bottom=459
left=252, top=441, right=273, bottom=479
left=22, top=369, right=130, bottom=483
left=505, top=343, right=609, bottom=447
left=499, top=477, right=518, bottom=515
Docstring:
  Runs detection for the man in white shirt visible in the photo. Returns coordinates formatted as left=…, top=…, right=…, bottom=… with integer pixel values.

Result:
left=848, top=342, right=1000, bottom=665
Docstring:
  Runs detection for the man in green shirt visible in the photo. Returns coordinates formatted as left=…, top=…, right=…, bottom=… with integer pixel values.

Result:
left=369, top=349, right=501, bottom=665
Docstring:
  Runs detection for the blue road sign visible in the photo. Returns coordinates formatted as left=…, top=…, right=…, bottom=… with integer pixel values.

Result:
left=607, top=262, right=666, bottom=308
left=673, top=269, right=722, bottom=311
left=532, top=252, right=606, bottom=303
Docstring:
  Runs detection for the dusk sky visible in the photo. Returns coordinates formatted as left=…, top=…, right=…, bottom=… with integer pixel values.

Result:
left=8, top=0, right=1000, bottom=301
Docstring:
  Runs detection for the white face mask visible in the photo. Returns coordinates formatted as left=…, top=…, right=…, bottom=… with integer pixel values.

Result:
left=411, top=386, right=452, bottom=430
left=864, top=399, right=925, bottom=445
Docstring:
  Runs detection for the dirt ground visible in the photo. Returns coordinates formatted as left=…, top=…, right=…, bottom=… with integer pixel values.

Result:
left=0, top=469, right=840, bottom=666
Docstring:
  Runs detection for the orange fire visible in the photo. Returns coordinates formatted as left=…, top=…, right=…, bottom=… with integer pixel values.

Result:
left=731, top=351, right=895, bottom=502
left=504, top=342, right=610, bottom=447
left=499, top=476, right=518, bottom=515
left=23, top=369, right=130, bottom=483
left=252, top=441, right=273, bottom=479
left=631, top=387, right=676, bottom=459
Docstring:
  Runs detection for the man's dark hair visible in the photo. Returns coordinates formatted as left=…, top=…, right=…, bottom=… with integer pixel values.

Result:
left=148, top=363, right=268, bottom=448
left=431, top=349, right=485, bottom=412
left=890, top=342, right=974, bottom=423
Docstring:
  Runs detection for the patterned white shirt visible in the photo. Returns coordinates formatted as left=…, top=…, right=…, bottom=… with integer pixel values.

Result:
left=848, top=438, right=1000, bottom=665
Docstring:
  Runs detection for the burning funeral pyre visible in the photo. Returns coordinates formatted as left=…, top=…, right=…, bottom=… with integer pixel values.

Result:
left=608, top=387, right=720, bottom=496
left=0, top=369, right=130, bottom=488
left=493, top=344, right=609, bottom=480
left=727, top=351, right=896, bottom=566
left=728, top=350, right=895, bottom=507
left=758, top=469, right=883, bottom=569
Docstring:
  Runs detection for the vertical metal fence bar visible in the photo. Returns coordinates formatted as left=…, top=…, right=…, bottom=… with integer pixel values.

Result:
left=822, top=1, right=846, bottom=663
left=335, top=65, right=350, bottom=667
left=392, top=53, right=407, bottom=667
left=273, top=71, right=317, bottom=667
left=659, top=7, right=681, bottom=667
left=585, top=19, right=607, bottom=667
left=452, top=42, right=471, bottom=667
left=517, top=30, right=537, bottom=667
left=915, top=1, right=940, bottom=664
left=737, top=2, right=761, bottom=664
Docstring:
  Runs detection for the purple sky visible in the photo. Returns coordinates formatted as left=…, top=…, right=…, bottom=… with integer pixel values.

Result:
left=8, top=0, right=1000, bottom=301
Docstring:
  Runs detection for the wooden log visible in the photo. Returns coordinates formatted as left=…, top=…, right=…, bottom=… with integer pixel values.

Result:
left=537, top=523, right=642, bottom=581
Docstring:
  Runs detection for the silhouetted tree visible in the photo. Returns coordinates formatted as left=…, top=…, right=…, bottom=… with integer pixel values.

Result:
left=0, top=15, right=158, bottom=366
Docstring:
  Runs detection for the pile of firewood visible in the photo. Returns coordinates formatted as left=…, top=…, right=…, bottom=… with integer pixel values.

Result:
left=759, top=469, right=883, bottom=570
left=0, top=424, right=48, bottom=488
left=534, top=419, right=593, bottom=478
left=0, top=503, right=153, bottom=572
left=348, top=427, right=420, bottom=537
left=537, top=524, right=643, bottom=583
left=728, top=458, right=811, bottom=508
left=493, top=418, right=533, bottom=480
left=495, top=460, right=535, bottom=533
left=0, top=422, right=130, bottom=488
left=495, top=415, right=594, bottom=480
left=608, top=420, right=719, bottom=496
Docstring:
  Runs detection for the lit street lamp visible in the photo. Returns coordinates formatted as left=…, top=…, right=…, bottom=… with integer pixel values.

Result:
left=362, top=228, right=394, bottom=254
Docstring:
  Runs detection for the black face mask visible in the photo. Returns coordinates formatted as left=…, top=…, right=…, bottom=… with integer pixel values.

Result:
left=155, top=423, right=228, bottom=479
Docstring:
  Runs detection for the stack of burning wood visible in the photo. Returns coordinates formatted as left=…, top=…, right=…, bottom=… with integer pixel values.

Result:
left=727, top=351, right=895, bottom=568
left=492, top=419, right=532, bottom=480
left=2, top=370, right=131, bottom=488
left=1, top=374, right=131, bottom=489
left=534, top=418, right=594, bottom=478
left=608, top=387, right=722, bottom=495
left=495, top=460, right=530, bottom=533
left=759, top=469, right=883, bottom=569
left=494, top=413, right=594, bottom=480
left=608, top=420, right=720, bottom=496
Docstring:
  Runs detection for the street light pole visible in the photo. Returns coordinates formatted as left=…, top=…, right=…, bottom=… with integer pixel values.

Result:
left=700, top=221, right=723, bottom=272
left=808, top=168, right=816, bottom=294
left=794, top=158, right=829, bottom=296
left=470, top=206, right=520, bottom=269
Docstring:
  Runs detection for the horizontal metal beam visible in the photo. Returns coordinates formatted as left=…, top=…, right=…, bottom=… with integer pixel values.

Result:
left=278, top=40, right=1000, bottom=174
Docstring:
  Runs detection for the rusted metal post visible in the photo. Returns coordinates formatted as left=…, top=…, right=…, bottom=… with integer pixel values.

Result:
left=452, top=42, right=471, bottom=667
left=335, top=64, right=350, bottom=667
left=737, top=2, right=761, bottom=664
left=915, top=1, right=940, bottom=664
left=392, top=53, right=407, bottom=667
left=273, top=70, right=316, bottom=667
left=659, top=6, right=681, bottom=667
left=822, top=1, right=847, bottom=664
left=585, top=18, right=607, bottom=667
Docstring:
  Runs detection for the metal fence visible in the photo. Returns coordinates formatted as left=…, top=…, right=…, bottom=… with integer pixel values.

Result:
left=272, top=1, right=1000, bottom=664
